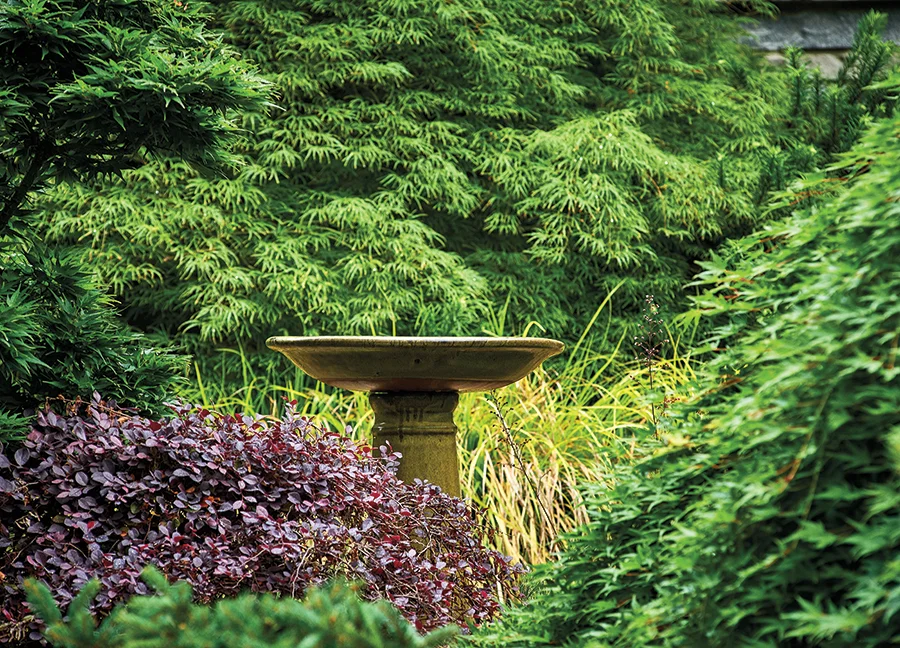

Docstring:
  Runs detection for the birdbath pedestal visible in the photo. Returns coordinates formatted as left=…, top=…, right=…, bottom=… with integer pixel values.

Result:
left=266, top=337, right=564, bottom=497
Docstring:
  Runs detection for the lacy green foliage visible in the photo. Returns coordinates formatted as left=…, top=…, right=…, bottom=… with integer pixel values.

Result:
left=41, top=0, right=837, bottom=367
left=25, top=567, right=457, bottom=648
left=467, top=89, right=900, bottom=647
left=0, top=247, right=184, bottom=441
left=41, top=159, right=489, bottom=347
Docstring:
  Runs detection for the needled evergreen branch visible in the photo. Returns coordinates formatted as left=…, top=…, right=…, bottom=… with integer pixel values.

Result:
left=0, top=142, right=55, bottom=234
left=25, top=568, right=460, bottom=648
left=0, top=0, right=270, bottom=439
left=468, top=81, right=900, bottom=648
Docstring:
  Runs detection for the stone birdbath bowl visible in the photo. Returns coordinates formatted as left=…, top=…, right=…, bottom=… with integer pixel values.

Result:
left=266, top=336, right=565, bottom=497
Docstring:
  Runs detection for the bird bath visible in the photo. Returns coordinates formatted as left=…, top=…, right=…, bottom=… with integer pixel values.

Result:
left=265, top=336, right=565, bottom=497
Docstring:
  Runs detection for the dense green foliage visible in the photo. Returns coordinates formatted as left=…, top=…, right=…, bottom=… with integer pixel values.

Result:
left=0, top=0, right=268, bottom=438
left=4, top=3, right=900, bottom=645
left=468, top=88, right=900, bottom=647
left=25, top=567, right=457, bottom=647
left=0, top=0, right=266, bottom=229
left=0, top=249, right=185, bottom=439
left=42, top=0, right=883, bottom=383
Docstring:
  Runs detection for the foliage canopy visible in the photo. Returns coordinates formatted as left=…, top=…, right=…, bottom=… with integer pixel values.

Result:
left=0, top=0, right=269, bottom=437
left=41, top=0, right=856, bottom=375
left=0, top=0, right=267, bottom=229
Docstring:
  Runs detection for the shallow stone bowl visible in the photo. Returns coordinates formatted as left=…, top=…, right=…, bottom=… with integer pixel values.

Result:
left=265, top=336, right=565, bottom=393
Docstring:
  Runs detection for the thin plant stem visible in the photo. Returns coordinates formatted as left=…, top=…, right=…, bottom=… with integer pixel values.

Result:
left=634, top=295, right=668, bottom=431
left=485, top=391, right=553, bottom=531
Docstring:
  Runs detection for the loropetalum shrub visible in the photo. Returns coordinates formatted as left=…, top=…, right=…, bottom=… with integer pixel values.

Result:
left=0, top=396, right=521, bottom=643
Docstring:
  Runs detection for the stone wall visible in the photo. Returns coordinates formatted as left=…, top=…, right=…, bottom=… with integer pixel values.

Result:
left=743, top=1, right=900, bottom=77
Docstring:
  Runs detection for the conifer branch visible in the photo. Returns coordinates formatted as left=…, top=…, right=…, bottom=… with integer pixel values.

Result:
left=0, top=142, right=54, bottom=233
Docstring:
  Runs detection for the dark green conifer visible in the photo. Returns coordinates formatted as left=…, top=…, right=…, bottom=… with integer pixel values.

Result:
left=0, top=0, right=269, bottom=438
left=26, top=567, right=458, bottom=648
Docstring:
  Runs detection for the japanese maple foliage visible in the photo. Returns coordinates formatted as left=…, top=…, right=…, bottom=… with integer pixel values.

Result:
left=0, top=396, right=520, bottom=643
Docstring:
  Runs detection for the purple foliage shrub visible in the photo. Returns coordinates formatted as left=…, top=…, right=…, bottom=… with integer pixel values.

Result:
left=0, top=396, right=521, bottom=643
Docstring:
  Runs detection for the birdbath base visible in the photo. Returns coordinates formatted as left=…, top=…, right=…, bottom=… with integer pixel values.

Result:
left=369, top=392, right=460, bottom=498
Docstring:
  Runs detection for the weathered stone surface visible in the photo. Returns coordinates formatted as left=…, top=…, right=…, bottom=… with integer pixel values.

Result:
left=370, top=392, right=461, bottom=497
left=744, top=7, right=900, bottom=50
left=803, top=52, right=846, bottom=77
left=267, top=335, right=565, bottom=496
left=764, top=50, right=846, bottom=79
left=266, top=335, right=564, bottom=393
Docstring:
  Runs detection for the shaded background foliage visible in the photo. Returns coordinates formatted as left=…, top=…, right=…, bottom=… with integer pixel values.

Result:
left=0, top=0, right=269, bottom=438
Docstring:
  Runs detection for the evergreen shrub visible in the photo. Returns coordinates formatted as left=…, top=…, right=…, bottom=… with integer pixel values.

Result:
left=0, top=0, right=269, bottom=438
left=0, top=248, right=186, bottom=442
left=468, top=87, right=900, bottom=647
left=25, top=568, right=457, bottom=648
left=0, top=396, right=519, bottom=643
left=0, top=0, right=267, bottom=226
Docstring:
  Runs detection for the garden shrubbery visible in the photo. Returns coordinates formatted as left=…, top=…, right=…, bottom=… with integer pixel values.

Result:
left=0, top=396, right=519, bottom=643
left=0, top=249, right=186, bottom=442
left=25, top=568, right=457, bottom=648
left=3, top=2, right=900, bottom=646
left=42, top=0, right=848, bottom=375
left=468, top=85, right=900, bottom=648
left=0, top=0, right=269, bottom=439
